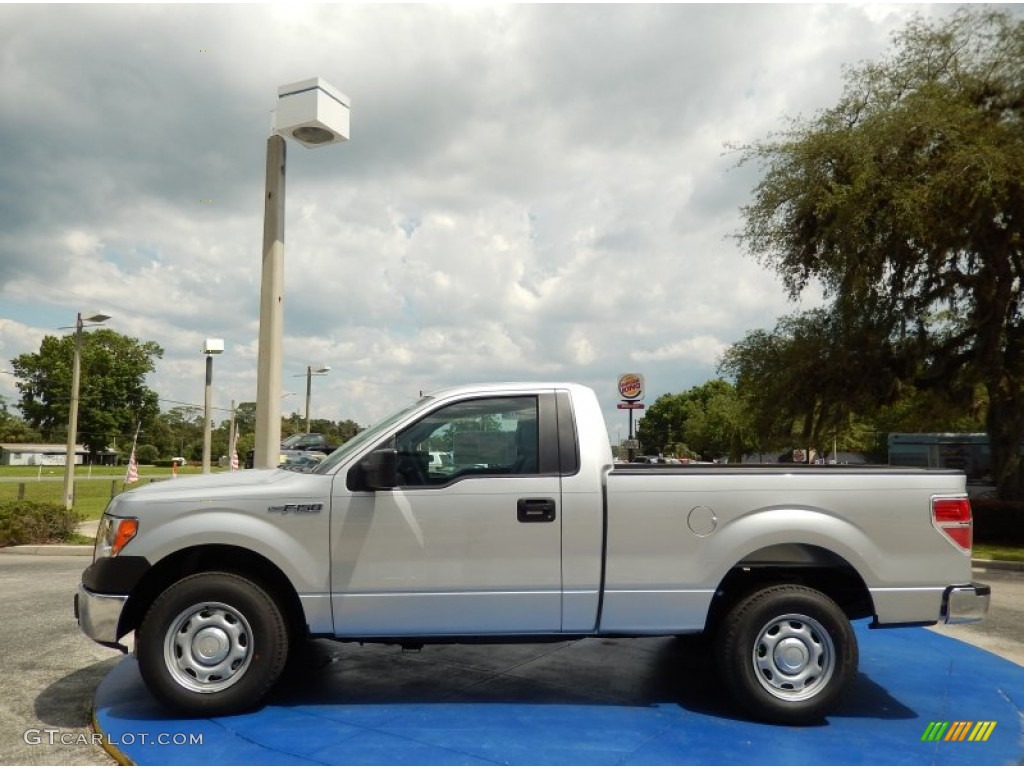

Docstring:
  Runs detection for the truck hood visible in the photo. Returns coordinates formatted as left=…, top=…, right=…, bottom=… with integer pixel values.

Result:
left=108, top=468, right=333, bottom=512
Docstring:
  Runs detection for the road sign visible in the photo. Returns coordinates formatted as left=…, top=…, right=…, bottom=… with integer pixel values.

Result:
left=622, top=439, right=640, bottom=449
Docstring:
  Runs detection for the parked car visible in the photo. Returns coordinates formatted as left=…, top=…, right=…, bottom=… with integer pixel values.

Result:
left=280, top=433, right=338, bottom=454
left=279, top=451, right=326, bottom=472
left=244, top=433, right=340, bottom=469
left=428, top=450, right=454, bottom=476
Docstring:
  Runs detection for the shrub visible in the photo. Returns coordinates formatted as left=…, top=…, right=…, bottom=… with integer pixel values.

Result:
left=971, top=499, right=1024, bottom=547
left=0, top=500, right=84, bottom=547
left=135, top=444, right=159, bottom=464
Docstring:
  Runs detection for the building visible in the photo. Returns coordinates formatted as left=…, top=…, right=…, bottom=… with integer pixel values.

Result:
left=0, top=443, right=117, bottom=467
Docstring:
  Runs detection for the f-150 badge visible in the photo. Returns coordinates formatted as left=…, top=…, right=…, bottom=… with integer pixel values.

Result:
left=267, top=503, right=324, bottom=514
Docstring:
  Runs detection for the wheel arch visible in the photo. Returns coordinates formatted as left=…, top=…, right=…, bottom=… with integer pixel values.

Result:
left=119, top=545, right=307, bottom=642
left=705, top=543, right=874, bottom=635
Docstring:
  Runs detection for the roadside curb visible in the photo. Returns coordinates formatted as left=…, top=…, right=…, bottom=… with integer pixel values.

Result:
left=2, top=544, right=93, bottom=556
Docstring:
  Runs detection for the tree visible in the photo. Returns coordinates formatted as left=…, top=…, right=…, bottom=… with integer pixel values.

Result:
left=233, top=402, right=257, bottom=438
left=0, top=395, right=40, bottom=443
left=720, top=309, right=902, bottom=455
left=638, top=379, right=753, bottom=461
left=737, top=9, right=1024, bottom=496
left=682, top=380, right=754, bottom=462
left=638, top=392, right=691, bottom=456
left=12, top=329, right=163, bottom=459
left=135, top=444, right=160, bottom=464
left=721, top=309, right=988, bottom=460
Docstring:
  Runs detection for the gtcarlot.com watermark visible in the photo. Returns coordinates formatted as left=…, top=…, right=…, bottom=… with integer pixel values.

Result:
left=24, top=728, right=203, bottom=747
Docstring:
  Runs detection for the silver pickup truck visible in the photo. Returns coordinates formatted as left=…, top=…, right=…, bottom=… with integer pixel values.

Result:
left=75, top=382, right=989, bottom=724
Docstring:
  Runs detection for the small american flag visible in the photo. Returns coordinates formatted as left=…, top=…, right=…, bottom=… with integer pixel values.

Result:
left=124, top=449, right=139, bottom=484
left=229, top=426, right=239, bottom=471
left=124, top=420, right=141, bottom=485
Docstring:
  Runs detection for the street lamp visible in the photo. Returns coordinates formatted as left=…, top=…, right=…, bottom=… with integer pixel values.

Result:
left=62, top=312, right=110, bottom=510
left=296, top=364, right=331, bottom=433
left=201, top=338, right=225, bottom=474
left=253, top=78, right=349, bottom=469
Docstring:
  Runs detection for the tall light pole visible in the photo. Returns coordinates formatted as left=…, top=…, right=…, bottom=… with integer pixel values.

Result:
left=253, top=78, right=349, bottom=468
left=62, top=312, right=110, bottom=510
left=299, top=365, right=330, bottom=433
left=201, top=338, right=225, bottom=473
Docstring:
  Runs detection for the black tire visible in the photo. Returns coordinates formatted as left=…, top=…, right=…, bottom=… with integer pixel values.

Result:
left=716, top=584, right=857, bottom=725
left=137, top=571, right=289, bottom=716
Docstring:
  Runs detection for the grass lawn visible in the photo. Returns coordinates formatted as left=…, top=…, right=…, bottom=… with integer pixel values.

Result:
left=973, top=542, right=1024, bottom=562
left=0, top=464, right=228, bottom=520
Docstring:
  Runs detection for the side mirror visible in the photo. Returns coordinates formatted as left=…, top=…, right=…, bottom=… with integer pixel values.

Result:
left=362, top=449, right=398, bottom=490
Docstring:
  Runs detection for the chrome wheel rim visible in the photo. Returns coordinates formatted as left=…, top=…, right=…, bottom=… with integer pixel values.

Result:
left=163, top=601, right=254, bottom=693
left=752, top=612, right=835, bottom=702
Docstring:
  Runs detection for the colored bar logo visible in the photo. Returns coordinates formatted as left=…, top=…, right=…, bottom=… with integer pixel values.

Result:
left=921, top=721, right=997, bottom=742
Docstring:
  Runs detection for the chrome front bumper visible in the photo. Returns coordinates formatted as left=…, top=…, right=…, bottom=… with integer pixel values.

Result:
left=942, top=582, right=991, bottom=625
left=74, top=583, right=128, bottom=649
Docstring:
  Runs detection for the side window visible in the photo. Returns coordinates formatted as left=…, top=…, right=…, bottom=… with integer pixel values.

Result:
left=393, top=396, right=539, bottom=486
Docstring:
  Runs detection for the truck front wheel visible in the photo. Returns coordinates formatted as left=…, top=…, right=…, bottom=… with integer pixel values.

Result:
left=717, top=584, right=857, bottom=724
left=137, top=572, right=289, bottom=716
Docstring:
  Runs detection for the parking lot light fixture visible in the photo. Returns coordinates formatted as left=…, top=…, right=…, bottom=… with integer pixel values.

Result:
left=62, top=312, right=110, bottom=510
left=301, top=364, right=331, bottom=433
left=253, top=78, right=349, bottom=469
left=201, top=338, right=225, bottom=474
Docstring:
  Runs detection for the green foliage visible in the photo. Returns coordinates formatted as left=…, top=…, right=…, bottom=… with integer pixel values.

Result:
left=0, top=500, right=83, bottom=546
left=972, top=543, right=1024, bottom=563
left=736, top=9, right=1024, bottom=497
left=638, top=379, right=752, bottom=461
left=870, top=385, right=986, bottom=435
left=135, top=444, right=159, bottom=464
left=0, top=395, right=39, bottom=442
left=233, top=402, right=257, bottom=436
left=720, top=309, right=905, bottom=451
left=11, top=329, right=163, bottom=458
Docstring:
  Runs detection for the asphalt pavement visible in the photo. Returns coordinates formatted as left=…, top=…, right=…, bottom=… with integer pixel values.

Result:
left=0, top=553, right=120, bottom=766
left=0, top=543, right=1022, bottom=765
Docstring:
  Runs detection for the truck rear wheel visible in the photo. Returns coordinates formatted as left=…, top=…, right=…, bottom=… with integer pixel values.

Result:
left=717, top=584, right=857, bottom=724
left=137, top=571, right=288, bottom=716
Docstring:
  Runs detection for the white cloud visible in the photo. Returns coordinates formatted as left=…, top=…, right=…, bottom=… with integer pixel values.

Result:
left=0, top=3, right=982, bottom=434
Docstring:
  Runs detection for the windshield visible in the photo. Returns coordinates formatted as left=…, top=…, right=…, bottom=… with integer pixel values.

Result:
left=281, top=434, right=311, bottom=448
left=313, top=395, right=433, bottom=474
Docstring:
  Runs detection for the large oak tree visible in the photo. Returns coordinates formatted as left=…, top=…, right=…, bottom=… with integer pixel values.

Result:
left=737, top=9, right=1024, bottom=497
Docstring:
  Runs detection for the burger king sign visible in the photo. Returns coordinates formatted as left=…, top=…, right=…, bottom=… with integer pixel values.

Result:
left=618, top=373, right=644, bottom=402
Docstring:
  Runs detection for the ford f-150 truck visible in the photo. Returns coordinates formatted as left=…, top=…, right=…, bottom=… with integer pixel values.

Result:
left=75, top=382, right=990, bottom=724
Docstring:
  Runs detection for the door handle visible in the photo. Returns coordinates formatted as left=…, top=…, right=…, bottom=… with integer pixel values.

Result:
left=517, top=497, right=556, bottom=523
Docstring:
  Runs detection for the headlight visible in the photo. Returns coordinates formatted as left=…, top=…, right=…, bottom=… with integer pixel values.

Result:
left=93, top=515, right=139, bottom=561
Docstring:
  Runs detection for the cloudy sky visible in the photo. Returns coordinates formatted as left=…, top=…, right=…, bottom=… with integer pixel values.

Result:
left=0, top=3, right=979, bottom=440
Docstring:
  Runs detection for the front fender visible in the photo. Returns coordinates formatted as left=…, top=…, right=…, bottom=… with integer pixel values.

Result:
left=119, top=507, right=329, bottom=597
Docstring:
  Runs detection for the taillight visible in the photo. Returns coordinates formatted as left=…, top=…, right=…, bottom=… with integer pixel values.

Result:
left=932, top=497, right=972, bottom=552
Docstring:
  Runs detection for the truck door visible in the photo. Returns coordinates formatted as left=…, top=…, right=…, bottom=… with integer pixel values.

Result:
left=330, top=393, right=563, bottom=635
